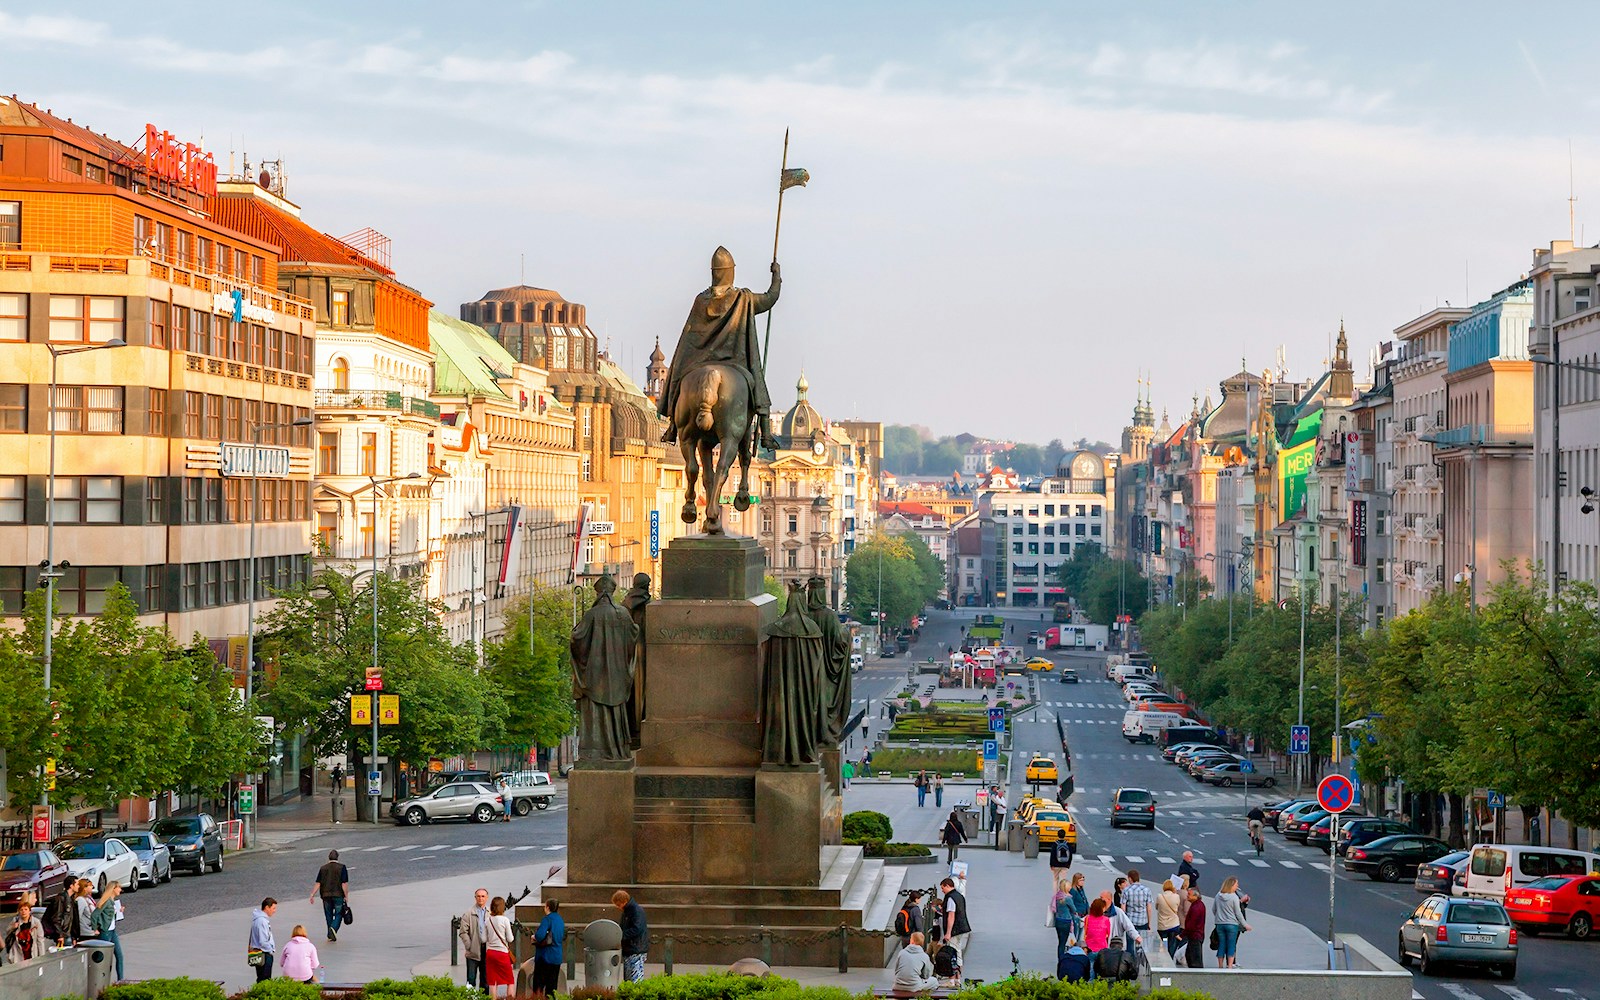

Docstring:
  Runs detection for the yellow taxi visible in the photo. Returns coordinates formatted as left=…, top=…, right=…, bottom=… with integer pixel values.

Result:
left=1024, top=755, right=1059, bottom=783
left=1031, top=806, right=1079, bottom=847
left=1026, top=657, right=1055, bottom=672
left=1014, top=794, right=1055, bottom=825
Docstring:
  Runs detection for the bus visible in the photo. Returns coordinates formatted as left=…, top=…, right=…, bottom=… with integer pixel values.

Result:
left=1052, top=603, right=1072, bottom=623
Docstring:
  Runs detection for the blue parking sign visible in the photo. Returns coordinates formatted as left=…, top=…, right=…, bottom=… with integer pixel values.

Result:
left=1289, top=725, right=1311, bottom=755
left=983, top=739, right=998, bottom=761
left=988, top=707, right=1005, bottom=733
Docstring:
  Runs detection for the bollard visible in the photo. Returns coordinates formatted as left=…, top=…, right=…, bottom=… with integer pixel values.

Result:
left=332, top=794, right=344, bottom=824
left=663, top=936, right=673, bottom=975
left=760, top=928, right=772, bottom=966
left=450, top=915, right=460, bottom=966
left=837, top=925, right=849, bottom=973
left=566, top=929, right=576, bottom=984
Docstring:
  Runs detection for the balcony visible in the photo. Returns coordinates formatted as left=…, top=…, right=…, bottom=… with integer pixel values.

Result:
left=316, top=389, right=440, bottom=419
left=1430, top=424, right=1536, bottom=449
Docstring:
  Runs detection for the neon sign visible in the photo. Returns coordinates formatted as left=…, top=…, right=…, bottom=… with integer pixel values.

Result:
left=144, top=124, right=216, bottom=197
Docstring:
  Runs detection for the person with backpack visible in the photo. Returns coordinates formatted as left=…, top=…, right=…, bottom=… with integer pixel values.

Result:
left=940, top=810, right=967, bottom=864
left=938, top=877, right=970, bottom=956
left=914, top=771, right=928, bottom=807
left=894, top=890, right=923, bottom=947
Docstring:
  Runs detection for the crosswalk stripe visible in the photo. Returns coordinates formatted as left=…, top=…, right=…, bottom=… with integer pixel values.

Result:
left=452, top=845, right=479, bottom=851
left=1157, top=857, right=1175, bottom=865
left=512, top=846, right=538, bottom=851
left=1098, top=854, right=1116, bottom=866
left=1249, top=859, right=1270, bottom=867
left=1311, top=863, right=1330, bottom=871
left=364, top=845, right=390, bottom=851
left=1439, top=985, right=1483, bottom=1000
left=1218, top=858, right=1238, bottom=866
left=482, top=846, right=504, bottom=852
left=1279, top=860, right=1301, bottom=869
left=1126, top=855, right=1144, bottom=863
left=392, top=845, right=418, bottom=852
left=1494, top=987, right=1540, bottom=1000
left=543, top=845, right=565, bottom=851
left=427, top=845, right=451, bottom=851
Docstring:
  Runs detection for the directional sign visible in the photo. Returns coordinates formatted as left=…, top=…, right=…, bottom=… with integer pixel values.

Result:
left=1316, top=773, right=1356, bottom=814
left=988, top=707, right=1005, bottom=733
left=1487, top=790, right=1506, bottom=810
left=1288, top=725, right=1311, bottom=755
left=982, top=739, right=999, bottom=761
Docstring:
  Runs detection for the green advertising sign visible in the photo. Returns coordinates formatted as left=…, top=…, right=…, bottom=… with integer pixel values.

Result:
left=1278, top=409, right=1323, bottom=517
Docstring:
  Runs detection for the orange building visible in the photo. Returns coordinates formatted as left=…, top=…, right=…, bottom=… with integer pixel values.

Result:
left=0, top=97, right=316, bottom=695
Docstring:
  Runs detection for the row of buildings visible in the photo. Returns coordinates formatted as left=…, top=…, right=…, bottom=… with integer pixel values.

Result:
left=1118, top=241, right=1599, bottom=628
left=0, top=96, right=882, bottom=811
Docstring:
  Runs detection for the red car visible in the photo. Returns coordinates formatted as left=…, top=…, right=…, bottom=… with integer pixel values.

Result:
left=0, top=848, right=72, bottom=907
left=1503, top=874, right=1600, bottom=939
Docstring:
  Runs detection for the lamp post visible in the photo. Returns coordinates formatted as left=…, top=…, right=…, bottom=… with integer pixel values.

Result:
left=363, top=471, right=421, bottom=824
left=41, top=337, right=126, bottom=809
left=1528, top=353, right=1600, bottom=596
left=240, top=414, right=312, bottom=847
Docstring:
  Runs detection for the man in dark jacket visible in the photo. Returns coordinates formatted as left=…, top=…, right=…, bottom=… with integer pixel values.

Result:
left=612, top=890, right=649, bottom=981
left=940, top=810, right=967, bottom=864
left=310, top=849, right=349, bottom=941
left=1182, top=887, right=1207, bottom=969
left=938, top=877, right=970, bottom=956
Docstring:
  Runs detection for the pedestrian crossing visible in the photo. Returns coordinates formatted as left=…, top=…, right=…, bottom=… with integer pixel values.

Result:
left=297, top=843, right=566, bottom=855
left=1089, top=853, right=1330, bottom=872
left=1077, top=805, right=1232, bottom=817
left=1412, top=986, right=1594, bottom=1000
left=1044, top=701, right=1126, bottom=709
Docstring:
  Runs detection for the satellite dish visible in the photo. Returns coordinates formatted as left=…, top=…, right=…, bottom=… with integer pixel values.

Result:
left=259, top=170, right=271, bottom=188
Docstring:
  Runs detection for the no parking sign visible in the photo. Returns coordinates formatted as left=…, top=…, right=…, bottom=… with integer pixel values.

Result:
left=1316, top=773, right=1355, bottom=814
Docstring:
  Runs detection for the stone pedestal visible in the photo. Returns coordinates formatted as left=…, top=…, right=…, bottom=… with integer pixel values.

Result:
left=661, top=533, right=766, bottom=600
left=566, top=768, right=635, bottom=886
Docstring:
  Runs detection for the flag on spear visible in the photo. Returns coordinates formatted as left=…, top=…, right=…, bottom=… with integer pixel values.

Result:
left=780, top=167, right=810, bottom=191
left=763, top=131, right=807, bottom=369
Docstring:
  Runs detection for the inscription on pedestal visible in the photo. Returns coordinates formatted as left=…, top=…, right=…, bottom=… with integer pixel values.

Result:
left=637, top=774, right=756, bottom=799
left=652, top=623, right=757, bottom=644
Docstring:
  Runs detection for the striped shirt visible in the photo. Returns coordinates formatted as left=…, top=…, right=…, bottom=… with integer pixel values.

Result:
left=1121, top=881, right=1154, bottom=928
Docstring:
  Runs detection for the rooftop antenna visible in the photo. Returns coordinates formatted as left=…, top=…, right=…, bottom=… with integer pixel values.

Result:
left=1570, top=139, right=1577, bottom=244
left=520, top=252, right=525, bottom=286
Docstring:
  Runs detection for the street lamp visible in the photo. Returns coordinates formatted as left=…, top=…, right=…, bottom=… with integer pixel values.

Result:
left=240, top=414, right=312, bottom=847
left=1529, top=352, right=1600, bottom=596
left=41, top=337, right=126, bottom=809
left=361, top=472, right=421, bottom=824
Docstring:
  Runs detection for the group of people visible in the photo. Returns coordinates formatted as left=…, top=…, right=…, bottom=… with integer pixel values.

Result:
left=911, top=771, right=946, bottom=808
left=246, top=849, right=351, bottom=984
left=1046, top=851, right=1252, bottom=974
left=2, top=879, right=126, bottom=979
left=458, top=888, right=644, bottom=994
left=891, top=877, right=972, bottom=991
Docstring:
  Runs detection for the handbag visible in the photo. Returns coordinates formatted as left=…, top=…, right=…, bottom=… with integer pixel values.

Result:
left=341, top=901, right=354, bottom=925
left=247, top=948, right=267, bottom=967
left=1208, top=927, right=1219, bottom=951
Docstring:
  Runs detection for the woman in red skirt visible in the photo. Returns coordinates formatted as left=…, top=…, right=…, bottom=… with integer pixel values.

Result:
left=485, top=896, right=516, bottom=998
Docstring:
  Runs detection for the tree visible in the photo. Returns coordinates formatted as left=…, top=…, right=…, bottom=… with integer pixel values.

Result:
left=483, top=587, right=578, bottom=754
left=256, top=567, right=499, bottom=821
left=1009, top=444, right=1044, bottom=477
left=921, top=440, right=964, bottom=477
left=762, top=574, right=788, bottom=612
left=845, top=533, right=942, bottom=629
left=1052, top=544, right=1148, bottom=624
left=883, top=425, right=925, bottom=475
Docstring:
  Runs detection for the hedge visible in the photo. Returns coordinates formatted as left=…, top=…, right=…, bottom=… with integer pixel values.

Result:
left=842, top=836, right=933, bottom=857
left=102, top=980, right=226, bottom=1000
left=615, top=973, right=854, bottom=1000
left=867, top=749, right=983, bottom=775
left=363, top=976, right=482, bottom=999
left=241, top=983, right=323, bottom=1000
left=842, top=810, right=892, bottom=841
left=100, top=976, right=488, bottom=1000
left=950, top=973, right=1214, bottom=1000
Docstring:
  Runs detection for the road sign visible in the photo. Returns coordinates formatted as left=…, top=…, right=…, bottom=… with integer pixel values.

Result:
left=988, top=707, right=1005, bottom=733
left=1289, top=725, right=1311, bottom=755
left=237, top=784, right=256, bottom=815
left=367, top=771, right=382, bottom=797
left=31, top=805, right=49, bottom=844
left=378, top=694, right=400, bottom=725
left=1487, top=790, right=1505, bottom=810
left=982, top=760, right=998, bottom=785
left=1316, top=773, right=1356, bottom=814
left=364, top=666, right=383, bottom=691
left=649, top=510, right=660, bottom=558
left=982, top=739, right=999, bottom=761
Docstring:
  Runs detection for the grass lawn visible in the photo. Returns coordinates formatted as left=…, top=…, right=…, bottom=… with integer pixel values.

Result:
left=867, top=748, right=987, bottom=776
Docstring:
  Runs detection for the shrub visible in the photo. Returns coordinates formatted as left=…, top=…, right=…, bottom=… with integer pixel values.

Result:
left=364, top=976, right=484, bottom=999
left=102, top=980, right=226, bottom=1000
left=570, top=988, right=617, bottom=1000
left=616, top=973, right=857, bottom=1000
left=868, top=749, right=979, bottom=775
left=843, top=837, right=932, bottom=858
left=947, top=974, right=1214, bottom=1000
left=242, top=982, right=322, bottom=1000
left=841, top=810, right=892, bottom=841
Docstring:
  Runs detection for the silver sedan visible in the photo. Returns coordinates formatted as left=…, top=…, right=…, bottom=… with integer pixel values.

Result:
left=390, top=781, right=505, bottom=826
left=116, top=831, right=173, bottom=886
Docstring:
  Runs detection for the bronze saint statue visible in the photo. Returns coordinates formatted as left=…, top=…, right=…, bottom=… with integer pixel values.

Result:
left=760, top=581, right=825, bottom=766
left=658, top=247, right=781, bottom=535
left=621, top=572, right=652, bottom=748
left=806, top=576, right=852, bottom=748
left=569, top=574, right=640, bottom=763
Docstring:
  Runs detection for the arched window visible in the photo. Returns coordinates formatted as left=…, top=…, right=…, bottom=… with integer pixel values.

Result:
left=332, top=356, right=350, bottom=392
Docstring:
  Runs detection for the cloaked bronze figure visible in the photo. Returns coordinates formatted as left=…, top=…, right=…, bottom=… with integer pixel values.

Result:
left=760, top=581, right=825, bottom=766
left=806, top=576, right=852, bottom=748
left=570, top=574, right=640, bottom=762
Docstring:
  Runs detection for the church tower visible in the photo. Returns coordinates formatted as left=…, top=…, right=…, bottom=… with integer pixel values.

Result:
left=1120, top=378, right=1156, bottom=463
left=644, top=336, right=668, bottom=402
left=1329, top=320, right=1355, bottom=401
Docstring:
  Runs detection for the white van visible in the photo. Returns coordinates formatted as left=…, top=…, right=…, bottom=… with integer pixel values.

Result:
left=1121, top=710, right=1186, bottom=743
left=1462, top=843, right=1600, bottom=900
left=1113, top=664, right=1154, bottom=685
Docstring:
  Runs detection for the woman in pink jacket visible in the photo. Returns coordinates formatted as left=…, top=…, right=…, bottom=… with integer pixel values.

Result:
left=279, top=924, right=320, bottom=983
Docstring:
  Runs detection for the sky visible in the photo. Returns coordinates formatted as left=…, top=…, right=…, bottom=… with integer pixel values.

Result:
left=1, top=2, right=1592, bottom=442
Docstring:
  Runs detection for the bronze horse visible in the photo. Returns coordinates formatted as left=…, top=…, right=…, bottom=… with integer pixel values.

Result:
left=673, top=363, right=755, bottom=534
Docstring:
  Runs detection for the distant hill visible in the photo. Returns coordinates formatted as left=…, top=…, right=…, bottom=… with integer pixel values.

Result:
left=883, top=425, right=1114, bottom=477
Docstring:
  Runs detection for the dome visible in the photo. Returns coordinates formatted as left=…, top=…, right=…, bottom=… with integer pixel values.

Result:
left=1057, top=450, right=1106, bottom=480
left=478, top=284, right=564, bottom=303
left=779, top=371, right=823, bottom=447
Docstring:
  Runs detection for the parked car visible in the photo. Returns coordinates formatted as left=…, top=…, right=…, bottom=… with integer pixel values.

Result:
left=1110, top=787, right=1156, bottom=829
left=1415, top=851, right=1471, bottom=895
left=1024, top=756, right=1059, bottom=783
left=1262, top=798, right=1311, bottom=827
left=1202, top=761, right=1277, bottom=789
left=1162, top=742, right=1215, bottom=763
left=56, top=836, right=140, bottom=894
left=0, top=848, right=72, bottom=907
left=1337, top=817, right=1417, bottom=857
left=1344, top=835, right=1452, bottom=882
left=1275, top=800, right=1327, bottom=833
left=116, top=831, right=174, bottom=886
left=850, top=653, right=864, bottom=671
left=391, top=781, right=505, bottom=825
left=1503, top=874, right=1600, bottom=939
left=1397, top=894, right=1517, bottom=978
left=1462, top=843, right=1600, bottom=901
left=496, top=770, right=557, bottom=815
left=1306, top=813, right=1369, bottom=853
left=1014, top=796, right=1058, bottom=826
left=150, top=814, right=224, bottom=876
left=434, top=769, right=494, bottom=787
left=1186, top=752, right=1244, bottom=778
left=1283, top=810, right=1331, bottom=843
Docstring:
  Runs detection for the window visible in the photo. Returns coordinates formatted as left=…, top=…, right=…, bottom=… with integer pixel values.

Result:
left=197, top=237, right=212, bottom=272
left=203, top=394, right=222, bottom=439
left=1027, top=523, right=1038, bottom=535
left=0, top=475, right=23, bottom=523
left=360, top=431, right=377, bottom=475
left=250, top=255, right=263, bottom=286
left=581, top=454, right=591, bottom=481
left=1092, top=504, right=1103, bottom=516
left=1075, top=504, right=1087, bottom=517
left=1028, top=542, right=1039, bottom=554
left=786, top=549, right=797, bottom=569
left=787, top=513, right=798, bottom=534
left=1011, top=525, right=1022, bottom=536
left=1044, top=542, right=1055, bottom=554
left=224, top=397, right=242, bottom=441
left=176, top=230, right=192, bottom=267
left=787, top=481, right=797, bottom=498
left=57, top=566, right=118, bottom=616
left=248, top=323, right=263, bottom=365
left=0, top=200, right=18, bottom=247
left=359, top=512, right=374, bottom=558
left=0, top=567, right=22, bottom=614
left=203, top=478, right=222, bottom=522
left=62, top=154, right=82, bottom=175
left=52, top=476, right=122, bottom=524
left=155, top=223, right=172, bottom=261
left=145, top=388, right=167, bottom=437
left=0, top=385, right=24, bottom=432
left=1012, top=542, right=1023, bottom=555
left=293, top=480, right=308, bottom=520
left=319, top=432, right=338, bottom=475
left=183, top=478, right=201, bottom=522
left=332, top=356, right=349, bottom=391
left=182, top=563, right=200, bottom=608
left=1044, top=525, right=1055, bottom=536
left=146, top=299, right=168, bottom=348
left=1090, top=524, right=1101, bottom=536
left=50, top=386, right=124, bottom=434
left=234, top=249, right=247, bottom=279
left=316, top=511, right=337, bottom=549
left=761, top=511, right=773, bottom=534
left=266, top=327, right=282, bottom=369
left=223, top=479, right=241, bottom=522
left=581, top=410, right=592, bottom=440
left=331, top=290, right=350, bottom=326
left=183, top=391, right=203, bottom=438
left=275, top=478, right=290, bottom=521
left=146, top=476, right=164, bottom=523
left=223, top=560, right=240, bottom=604
left=1075, top=523, right=1086, bottom=536
left=48, top=295, right=124, bottom=344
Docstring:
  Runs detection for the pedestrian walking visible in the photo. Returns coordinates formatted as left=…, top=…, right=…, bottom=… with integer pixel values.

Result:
left=248, top=897, right=278, bottom=983
left=1156, top=879, right=1182, bottom=959
left=1049, top=833, right=1073, bottom=874
left=530, top=899, right=564, bottom=997
left=4, top=890, right=47, bottom=964
left=1178, top=850, right=1200, bottom=891
left=457, top=888, right=491, bottom=990
left=940, top=810, right=966, bottom=864
left=280, top=925, right=320, bottom=983
left=613, top=890, right=649, bottom=981
left=87, top=883, right=126, bottom=981
left=933, top=773, right=945, bottom=808
left=331, top=763, right=345, bottom=793
left=937, top=877, right=970, bottom=956
left=71, top=880, right=95, bottom=943
left=1211, top=877, right=1250, bottom=969
left=894, top=890, right=923, bottom=947
left=1121, top=869, right=1154, bottom=953
left=484, top=896, right=515, bottom=998
left=842, top=759, right=854, bottom=789
left=914, top=771, right=928, bottom=807
left=1182, top=887, right=1207, bottom=968
left=499, top=776, right=514, bottom=823
left=310, top=849, right=349, bottom=942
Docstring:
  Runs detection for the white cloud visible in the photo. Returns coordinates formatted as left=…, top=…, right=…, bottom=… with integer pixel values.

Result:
left=0, top=12, right=108, bottom=45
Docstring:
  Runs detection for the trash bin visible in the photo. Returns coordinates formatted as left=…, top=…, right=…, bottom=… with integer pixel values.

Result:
left=81, top=941, right=117, bottom=996
left=953, top=803, right=978, bottom=840
left=583, top=918, right=623, bottom=990
left=1007, top=818, right=1024, bottom=852
left=1023, top=824, right=1041, bottom=858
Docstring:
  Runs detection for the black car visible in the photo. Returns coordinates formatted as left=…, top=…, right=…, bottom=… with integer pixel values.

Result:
left=1110, top=787, right=1157, bottom=829
left=1305, top=813, right=1368, bottom=853
left=1337, top=817, right=1416, bottom=857
left=1283, top=809, right=1330, bottom=843
left=150, top=814, right=223, bottom=875
left=1057, top=666, right=1079, bottom=683
left=1415, top=851, right=1471, bottom=894
left=1343, top=834, right=1453, bottom=882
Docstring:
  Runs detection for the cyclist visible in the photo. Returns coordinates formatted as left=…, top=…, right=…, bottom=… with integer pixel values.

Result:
left=1246, top=806, right=1266, bottom=852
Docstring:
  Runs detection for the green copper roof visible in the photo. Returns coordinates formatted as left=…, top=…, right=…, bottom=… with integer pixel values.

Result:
left=430, top=311, right=515, bottom=399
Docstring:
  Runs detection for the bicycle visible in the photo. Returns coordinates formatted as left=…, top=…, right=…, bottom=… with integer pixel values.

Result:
left=1248, top=821, right=1264, bottom=855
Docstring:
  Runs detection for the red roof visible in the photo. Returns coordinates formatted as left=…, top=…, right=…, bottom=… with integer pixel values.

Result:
left=207, top=192, right=394, bottom=276
left=879, top=501, right=940, bottom=520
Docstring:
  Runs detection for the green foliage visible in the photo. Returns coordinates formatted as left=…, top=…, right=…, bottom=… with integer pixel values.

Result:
left=101, top=978, right=226, bottom=1000
left=242, top=980, right=323, bottom=1000
left=881, top=426, right=1111, bottom=478
left=865, top=748, right=978, bottom=776
left=845, top=533, right=942, bottom=629
left=762, top=574, right=788, bottom=613
left=615, top=972, right=858, bottom=1000
left=483, top=586, right=578, bottom=752
left=948, top=972, right=1199, bottom=999
left=1052, top=544, right=1149, bottom=625
left=842, top=838, right=934, bottom=858
left=363, top=975, right=484, bottom=999
left=842, top=809, right=893, bottom=841
left=888, top=711, right=993, bottom=741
